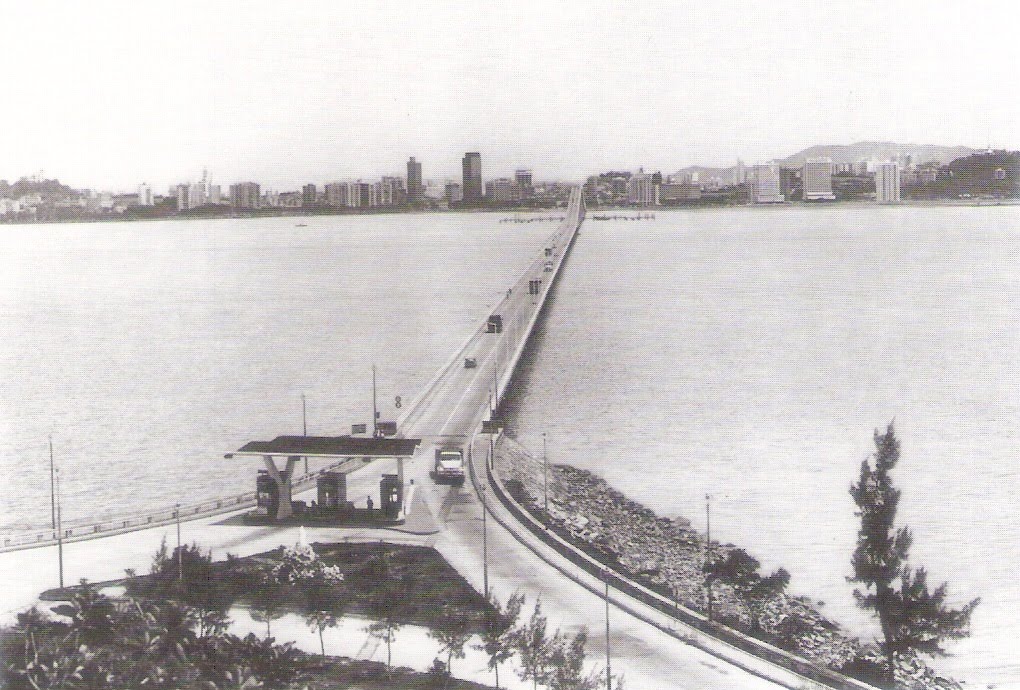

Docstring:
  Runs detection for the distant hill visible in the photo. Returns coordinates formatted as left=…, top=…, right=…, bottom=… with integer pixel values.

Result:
left=776, top=141, right=978, bottom=167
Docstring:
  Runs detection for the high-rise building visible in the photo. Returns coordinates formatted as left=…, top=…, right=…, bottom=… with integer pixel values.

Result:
left=803, top=158, right=835, bottom=201
left=175, top=184, right=190, bottom=211
left=382, top=176, right=407, bottom=205
left=627, top=168, right=659, bottom=205
left=462, top=152, right=483, bottom=204
left=733, top=159, right=746, bottom=185
left=874, top=161, right=901, bottom=203
left=209, top=185, right=221, bottom=204
left=486, top=178, right=517, bottom=203
left=514, top=169, right=533, bottom=198
left=445, top=182, right=463, bottom=204
left=302, top=184, right=318, bottom=205
left=137, top=183, right=153, bottom=206
left=751, top=164, right=785, bottom=203
left=229, top=182, right=261, bottom=209
left=407, top=157, right=424, bottom=205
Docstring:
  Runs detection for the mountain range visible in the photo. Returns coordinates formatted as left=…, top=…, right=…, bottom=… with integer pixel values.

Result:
left=674, top=142, right=982, bottom=180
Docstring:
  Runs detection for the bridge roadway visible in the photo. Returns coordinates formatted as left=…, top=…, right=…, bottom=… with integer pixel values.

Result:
left=0, top=190, right=801, bottom=689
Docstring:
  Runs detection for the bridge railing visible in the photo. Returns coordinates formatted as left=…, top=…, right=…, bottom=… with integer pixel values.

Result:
left=0, top=461, right=347, bottom=553
left=483, top=436, right=879, bottom=690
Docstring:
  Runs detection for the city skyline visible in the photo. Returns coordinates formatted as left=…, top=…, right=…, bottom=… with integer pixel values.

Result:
left=0, top=2, right=1017, bottom=192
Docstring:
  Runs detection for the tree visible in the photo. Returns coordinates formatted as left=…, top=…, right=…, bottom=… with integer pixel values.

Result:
left=249, top=577, right=288, bottom=639
left=546, top=627, right=601, bottom=690
left=706, top=548, right=790, bottom=633
left=849, top=422, right=980, bottom=684
left=474, top=592, right=525, bottom=689
left=302, top=573, right=347, bottom=658
left=430, top=607, right=473, bottom=678
left=516, top=599, right=552, bottom=690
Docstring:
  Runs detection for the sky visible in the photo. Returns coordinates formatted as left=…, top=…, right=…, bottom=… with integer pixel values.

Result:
left=0, top=1, right=1017, bottom=192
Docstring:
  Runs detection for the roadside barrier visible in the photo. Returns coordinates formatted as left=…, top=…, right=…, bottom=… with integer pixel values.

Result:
left=484, top=438, right=879, bottom=690
left=0, top=461, right=348, bottom=553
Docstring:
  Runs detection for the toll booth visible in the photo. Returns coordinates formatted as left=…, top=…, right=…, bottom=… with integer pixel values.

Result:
left=317, top=471, right=347, bottom=510
left=380, top=474, right=402, bottom=518
left=227, top=435, right=421, bottom=522
left=256, top=469, right=285, bottom=519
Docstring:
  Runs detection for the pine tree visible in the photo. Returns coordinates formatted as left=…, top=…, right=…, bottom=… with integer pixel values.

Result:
left=849, top=422, right=980, bottom=685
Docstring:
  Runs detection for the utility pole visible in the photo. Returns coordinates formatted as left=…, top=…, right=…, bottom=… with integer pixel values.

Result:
left=55, top=457, right=64, bottom=589
left=302, top=392, right=308, bottom=474
left=372, top=365, right=378, bottom=438
left=176, top=503, right=182, bottom=583
left=705, top=493, right=713, bottom=622
left=49, top=436, right=56, bottom=532
left=492, top=350, right=498, bottom=413
left=542, top=432, right=549, bottom=513
left=604, top=570, right=611, bottom=690
left=481, top=484, right=489, bottom=600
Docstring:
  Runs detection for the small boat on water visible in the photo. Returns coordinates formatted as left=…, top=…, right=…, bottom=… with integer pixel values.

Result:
left=295, top=223, right=308, bottom=227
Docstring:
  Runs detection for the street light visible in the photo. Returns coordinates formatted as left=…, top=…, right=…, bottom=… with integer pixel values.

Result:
left=175, top=503, right=183, bottom=583
left=301, top=393, right=308, bottom=474
left=604, top=569, right=612, bottom=690
left=542, top=432, right=549, bottom=514
left=53, top=446, right=64, bottom=590
left=705, top=494, right=713, bottom=622
left=481, top=484, right=489, bottom=600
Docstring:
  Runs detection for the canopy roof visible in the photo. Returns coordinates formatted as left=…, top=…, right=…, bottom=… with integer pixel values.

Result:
left=226, top=435, right=421, bottom=459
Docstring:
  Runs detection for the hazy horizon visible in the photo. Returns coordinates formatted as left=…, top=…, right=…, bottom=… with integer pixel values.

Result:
left=1, top=1, right=1016, bottom=192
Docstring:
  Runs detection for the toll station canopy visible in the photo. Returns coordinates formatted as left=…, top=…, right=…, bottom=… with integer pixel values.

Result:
left=227, top=435, right=421, bottom=459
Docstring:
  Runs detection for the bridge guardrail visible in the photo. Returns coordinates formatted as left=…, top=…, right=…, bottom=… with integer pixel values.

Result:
left=482, top=439, right=880, bottom=690
left=0, top=461, right=348, bottom=553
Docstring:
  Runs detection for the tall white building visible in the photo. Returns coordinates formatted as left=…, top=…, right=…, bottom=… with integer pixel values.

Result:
left=751, top=164, right=784, bottom=203
left=874, top=161, right=901, bottom=203
left=803, top=158, right=835, bottom=201
left=627, top=169, right=659, bottom=205
left=137, top=183, right=153, bottom=206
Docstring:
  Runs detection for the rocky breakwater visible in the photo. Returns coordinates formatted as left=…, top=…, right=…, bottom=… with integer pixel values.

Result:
left=493, top=436, right=962, bottom=690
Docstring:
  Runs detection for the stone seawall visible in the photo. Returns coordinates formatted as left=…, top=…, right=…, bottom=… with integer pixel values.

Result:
left=494, top=436, right=961, bottom=690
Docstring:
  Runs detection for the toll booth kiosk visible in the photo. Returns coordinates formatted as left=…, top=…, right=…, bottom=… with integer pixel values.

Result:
left=317, top=471, right=348, bottom=512
left=227, top=435, right=421, bottom=522
left=380, top=474, right=402, bottom=519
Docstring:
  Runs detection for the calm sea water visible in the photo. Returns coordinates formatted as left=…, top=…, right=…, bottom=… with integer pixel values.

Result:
left=3, top=206, right=1017, bottom=686
left=0, top=213, right=550, bottom=530
left=510, top=205, right=1020, bottom=688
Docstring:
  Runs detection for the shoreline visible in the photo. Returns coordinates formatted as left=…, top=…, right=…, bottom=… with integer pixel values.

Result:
left=1, top=196, right=1016, bottom=228
left=493, top=437, right=961, bottom=690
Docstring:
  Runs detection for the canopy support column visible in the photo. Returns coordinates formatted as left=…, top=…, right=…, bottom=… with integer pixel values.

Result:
left=262, top=455, right=299, bottom=520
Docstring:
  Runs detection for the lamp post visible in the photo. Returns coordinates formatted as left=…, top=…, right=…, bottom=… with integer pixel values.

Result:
left=604, top=569, right=612, bottom=690
left=175, top=503, right=182, bottom=583
left=301, top=393, right=308, bottom=474
left=54, top=453, right=64, bottom=590
left=481, top=483, right=489, bottom=600
left=705, top=494, right=713, bottom=623
left=542, top=432, right=549, bottom=514
left=49, top=436, right=56, bottom=533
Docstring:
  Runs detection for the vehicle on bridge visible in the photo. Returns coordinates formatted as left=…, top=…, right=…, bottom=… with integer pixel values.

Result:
left=464, top=357, right=477, bottom=368
left=543, top=260, right=554, bottom=272
left=487, top=314, right=503, bottom=333
left=432, top=446, right=466, bottom=485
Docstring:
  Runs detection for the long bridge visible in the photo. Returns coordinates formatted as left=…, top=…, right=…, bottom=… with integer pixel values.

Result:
left=0, top=190, right=876, bottom=690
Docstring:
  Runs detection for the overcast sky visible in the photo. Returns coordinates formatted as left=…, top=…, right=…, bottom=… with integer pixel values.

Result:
left=1, top=1, right=1017, bottom=192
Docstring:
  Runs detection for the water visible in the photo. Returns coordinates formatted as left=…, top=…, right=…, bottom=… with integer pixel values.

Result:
left=510, top=205, right=1020, bottom=688
left=4, top=206, right=1018, bottom=687
left=0, top=213, right=551, bottom=530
